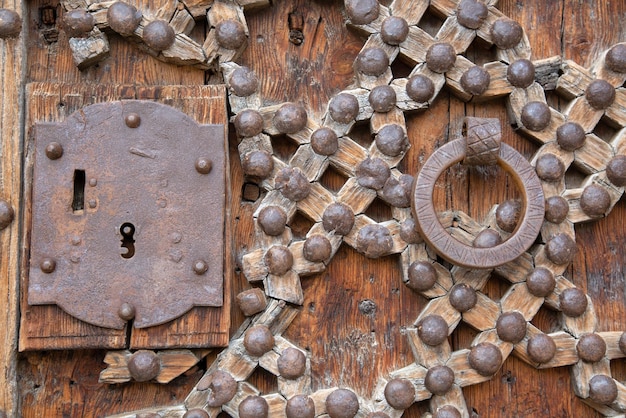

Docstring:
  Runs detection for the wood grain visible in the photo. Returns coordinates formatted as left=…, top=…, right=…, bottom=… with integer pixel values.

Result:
left=0, top=0, right=24, bottom=413
left=8, top=0, right=626, bottom=417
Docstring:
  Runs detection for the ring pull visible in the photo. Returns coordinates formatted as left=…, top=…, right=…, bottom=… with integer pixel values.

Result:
left=412, top=117, right=545, bottom=269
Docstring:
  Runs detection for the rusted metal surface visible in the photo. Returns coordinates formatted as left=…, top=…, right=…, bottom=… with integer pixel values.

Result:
left=28, top=100, right=226, bottom=329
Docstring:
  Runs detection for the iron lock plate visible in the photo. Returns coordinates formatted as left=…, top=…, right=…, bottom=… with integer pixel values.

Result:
left=28, top=100, right=226, bottom=330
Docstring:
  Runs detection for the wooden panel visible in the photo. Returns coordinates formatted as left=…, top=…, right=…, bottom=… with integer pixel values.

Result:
left=19, top=83, right=230, bottom=350
left=0, top=0, right=24, bottom=414
left=12, top=0, right=626, bottom=417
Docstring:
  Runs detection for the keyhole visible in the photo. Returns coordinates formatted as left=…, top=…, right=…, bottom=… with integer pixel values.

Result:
left=120, top=223, right=135, bottom=259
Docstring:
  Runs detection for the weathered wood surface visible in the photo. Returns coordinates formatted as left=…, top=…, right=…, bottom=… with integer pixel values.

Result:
left=5, top=0, right=626, bottom=417
left=0, top=0, right=24, bottom=414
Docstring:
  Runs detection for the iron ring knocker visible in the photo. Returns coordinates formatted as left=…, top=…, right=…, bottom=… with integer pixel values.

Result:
left=412, top=117, right=545, bottom=269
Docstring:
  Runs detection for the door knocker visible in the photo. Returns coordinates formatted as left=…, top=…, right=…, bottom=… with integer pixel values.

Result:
left=413, top=117, right=545, bottom=269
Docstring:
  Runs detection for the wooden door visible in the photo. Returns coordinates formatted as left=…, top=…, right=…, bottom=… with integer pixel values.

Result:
left=0, top=0, right=625, bottom=417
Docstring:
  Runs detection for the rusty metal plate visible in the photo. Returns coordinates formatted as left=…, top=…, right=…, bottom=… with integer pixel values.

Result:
left=28, top=100, right=226, bottom=329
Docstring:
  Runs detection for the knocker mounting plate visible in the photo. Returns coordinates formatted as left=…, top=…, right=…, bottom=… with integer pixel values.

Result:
left=28, top=100, right=226, bottom=330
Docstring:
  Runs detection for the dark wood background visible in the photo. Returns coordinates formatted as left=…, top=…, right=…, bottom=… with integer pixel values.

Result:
left=14, top=0, right=626, bottom=417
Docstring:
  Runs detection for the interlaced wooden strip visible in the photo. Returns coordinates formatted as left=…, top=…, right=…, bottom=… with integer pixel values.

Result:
left=58, top=0, right=626, bottom=416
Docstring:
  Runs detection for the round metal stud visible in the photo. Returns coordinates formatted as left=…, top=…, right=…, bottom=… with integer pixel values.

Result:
left=495, top=311, right=527, bottom=343
left=345, top=0, right=379, bottom=25
left=234, top=109, right=264, bottom=137
left=588, top=375, right=618, bottom=405
left=311, top=128, right=339, bottom=155
left=229, top=66, right=258, bottom=97
left=277, top=347, right=307, bottom=379
left=197, top=370, right=238, bottom=407
left=264, top=245, right=293, bottom=276
left=322, top=203, right=355, bottom=235
left=468, top=342, right=502, bottom=376
left=329, top=93, right=360, bottom=124
left=605, top=43, right=626, bottom=73
left=426, top=43, right=456, bottom=73
left=107, top=2, right=142, bottom=36
left=127, top=350, right=161, bottom=382
left=125, top=113, right=141, bottom=128
left=243, top=324, right=275, bottom=357
left=507, top=59, right=535, bottom=88
left=195, top=157, right=213, bottom=174
left=417, top=315, right=449, bottom=346
left=355, top=47, right=389, bottom=76
left=242, top=150, right=273, bottom=179
left=325, top=388, right=359, bottom=418
left=45, top=142, right=64, bottom=160
left=556, top=121, right=586, bottom=151
left=375, top=124, right=407, bottom=157
left=460, top=65, right=490, bottom=95
left=303, top=234, right=332, bottom=262
left=585, top=79, right=615, bottom=110
left=143, top=20, right=175, bottom=51
left=433, top=405, right=461, bottom=418
left=526, top=267, right=555, bottom=297
left=580, top=184, right=611, bottom=218
left=457, top=0, right=488, bottom=29
left=496, top=199, right=521, bottom=233
left=527, top=333, right=557, bottom=364
left=545, top=195, right=569, bottom=224
left=559, top=287, right=588, bottom=317
left=239, top=395, right=269, bottom=418
left=545, top=233, right=577, bottom=265
left=521, top=101, right=551, bottom=131
left=274, top=102, right=308, bottom=134
left=491, top=18, right=523, bottom=49
left=257, top=205, right=287, bottom=236
left=449, top=283, right=477, bottom=312
left=0, top=200, right=15, bottom=231
left=576, top=333, right=606, bottom=363
left=399, top=218, right=422, bottom=244
left=40, top=258, right=56, bottom=274
left=275, top=167, right=311, bottom=201
left=406, top=74, right=435, bottom=102
left=406, top=261, right=437, bottom=292
left=535, top=153, right=565, bottom=182
left=369, top=85, right=397, bottom=113
left=118, top=302, right=136, bottom=321
left=356, top=224, right=393, bottom=258
left=356, top=157, right=390, bottom=190
left=424, top=365, right=455, bottom=395
left=215, top=19, right=246, bottom=50
left=381, top=174, right=413, bottom=208
left=380, top=16, right=409, bottom=45
left=63, top=9, right=95, bottom=38
left=193, top=260, right=208, bottom=275
left=384, top=378, right=415, bottom=410
left=286, top=395, right=315, bottom=418
left=473, top=229, right=502, bottom=248
left=606, top=155, right=626, bottom=187
left=0, top=8, right=22, bottom=38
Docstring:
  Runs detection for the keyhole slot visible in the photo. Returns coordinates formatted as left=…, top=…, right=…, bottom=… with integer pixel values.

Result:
left=72, top=170, right=86, bottom=212
left=120, top=222, right=136, bottom=259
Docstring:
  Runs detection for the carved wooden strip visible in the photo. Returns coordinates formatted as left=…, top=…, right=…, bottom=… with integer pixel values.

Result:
left=346, top=5, right=390, bottom=37
left=534, top=56, right=563, bottom=91
left=474, top=5, right=502, bottom=44
left=181, top=0, right=214, bottom=18
left=289, top=240, right=325, bottom=276
left=253, top=190, right=297, bottom=220
left=289, top=144, right=329, bottom=182
left=157, top=350, right=211, bottom=384
left=390, top=0, right=429, bottom=25
left=235, top=0, right=271, bottom=11
left=390, top=78, right=431, bottom=113
left=160, top=33, right=209, bottom=68
left=563, top=96, right=604, bottom=133
left=445, top=349, right=491, bottom=388
left=612, top=127, right=626, bottom=155
left=543, top=275, right=577, bottom=310
left=309, top=388, right=338, bottom=416
left=370, top=107, right=406, bottom=135
left=451, top=267, right=492, bottom=291
left=605, top=87, right=626, bottom=129
left=379, top=219, right=408, bottom=255
left=253, top=222, right=292, bottom=249
left=429, top=385, right=470, bottom=418
left=170, top=6, right=196, bottom=35
left=461, top=292, right=501, bottom=332
left=571, top=359, right=612, bottom=399
left=107, top=405, right=188, bottom=418
left=574, top=133, right=615, bottom=174
left=99, top=351, right=132, bottom=383
left=406, top=327, right=453, bottom=368
left=238, top=133, right=273, bottom=157
left=562, top=296, right=598, bottom=337
left=415, top=296, right=461, bottom=331
left=480, top=61, right=515, bottom=100
left=495, top=30, right=531, bottom=63
left=356, top=67, right=395, bottom=91
left=336, top=177, right=377, bottom=215
left=556, top=59, right=594, bottom=99
left=472, top=329, right=514, bottom=360
left=207, top=0, right=245, bottom=28
left=513, top=326, right=578, bottom=369
left=541, top=220, right=576, bottom=247
left=297, top=182, right=336, bottom=222
left=222, top=381, right=261, bottom=416
left=278, top=372, right=311, bottom=401
left=216, top=340, right=258, bottom=381
left=264, top=271, right=304, bottom=305
left=602, top=331, right=626, bottom=360
left=287, top=117, right=320, bottom=146
left=241, top=249, right=268, bottom=283
left=500, top=283, right=543, bottom=321
left=443, top=55, right=474, bottom=103
left=533, top=245, right=570, bottom=277
left=400, top=26, right=435, bottom=66
left=342, top=214, right=376, bottom=249
left=436, top=16, right=475, bottom=53
left=389, top=363, right=428, bottom=380
left=329, top=137, right=369, bottom=178
left=494, top=252, right=534, bottom=283
left=263, top=393, right=287, bottom=418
